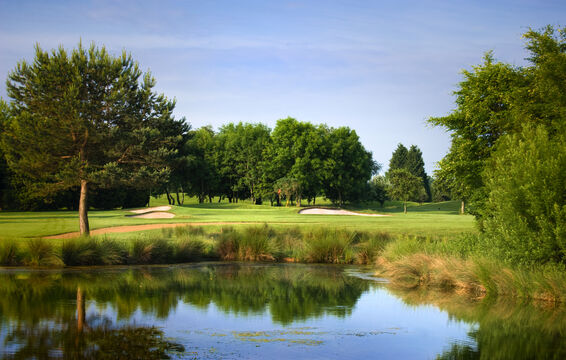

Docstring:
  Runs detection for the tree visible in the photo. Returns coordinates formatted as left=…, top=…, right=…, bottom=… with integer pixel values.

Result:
left=215, top=122, right=271, bottom=203
left=368, top=175, right=388, bottom=207
left=322, top=127, right=378, bottom=206
left=406, top=145, right=430, bottom=201
left=483, top=125, right=566, bottom=264
left=388, top=143, right=408, bottom=171
left=1, top=43, right=185, bottom=235
left=428, top=25, right=566, bottom=264
left=387, top=168, right=423, bottom=214
left=264, top=118, right=326, bottom=206
left=184, top=126, right=218, bottom=203
left=428, top=52, right=524, bottom=218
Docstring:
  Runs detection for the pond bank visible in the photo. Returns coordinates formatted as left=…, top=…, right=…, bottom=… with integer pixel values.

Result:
left=2, top=224, right=565, bottom=304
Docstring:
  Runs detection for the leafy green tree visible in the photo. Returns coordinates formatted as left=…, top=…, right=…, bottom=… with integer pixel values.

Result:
left=368, top=175, right=389, bottom=207
left=264, top=118, right=326, bottom=206
left=0, top=100, right=10, bottom=209
left=322, top=127, right=378, bottom=206
left=1, top=43, right=185, bottom=235
left=430, top=173, right=452, bottom=203
left=184, top=126, right=218, bottom=203
left=483, top=125, right=565, bottom=264
left=428, top=53, right=524, bottom=217
left=387, top=168, right=423, bottom=214
left=215, top=122, right=271, bottom=203
left=274, top=177, right=300, bottom=207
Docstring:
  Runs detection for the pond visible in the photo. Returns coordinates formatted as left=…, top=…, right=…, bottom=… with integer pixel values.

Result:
left=0, top=263, right=564, bottom=359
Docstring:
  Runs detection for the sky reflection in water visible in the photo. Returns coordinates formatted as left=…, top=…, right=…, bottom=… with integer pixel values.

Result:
left=0, top=263, right=563, bottom=359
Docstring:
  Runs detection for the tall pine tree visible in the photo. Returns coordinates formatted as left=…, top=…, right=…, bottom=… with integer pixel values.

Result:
left=388, top=143, right=408, bottom=171
left=406, top=145, right=430, bottom=201
left=1, top=43, right=186, bottom=235
left=387, top=143, right=430, bottom=202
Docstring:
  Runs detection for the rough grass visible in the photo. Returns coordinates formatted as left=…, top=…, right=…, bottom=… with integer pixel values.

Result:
left=376, top=234, right=566, bottom=303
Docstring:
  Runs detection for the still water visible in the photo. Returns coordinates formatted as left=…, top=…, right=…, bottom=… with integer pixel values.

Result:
left=0, top=263, right=564, bottom=359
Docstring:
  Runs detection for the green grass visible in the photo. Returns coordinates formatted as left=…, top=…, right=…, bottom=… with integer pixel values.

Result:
left=0, top=197, right=475, bottom=238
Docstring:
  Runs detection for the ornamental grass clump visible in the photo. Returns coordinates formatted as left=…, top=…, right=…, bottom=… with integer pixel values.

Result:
left=302, top=228, right=356, bottom=264
left=355, top=232, right=392, bottom=264
left=174, top=239, right=206, bottom=263
left=214, top=227, right=240, bottom=260
left=239, top=225, right=278, bottom=261
left=0, top=239, right=22, bottom=266
left=23, top=238, right=61, bottom=267
left=128, top=237, right=174, bottom=265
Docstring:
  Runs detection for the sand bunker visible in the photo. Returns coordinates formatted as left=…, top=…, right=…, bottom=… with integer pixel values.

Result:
left=299, top=208, right=389, bottom=217
left=127, top=205, right=175, bottom=219
left=128, top=212, right=175, bottom=219
left=129, top=205, right=172, bottom=214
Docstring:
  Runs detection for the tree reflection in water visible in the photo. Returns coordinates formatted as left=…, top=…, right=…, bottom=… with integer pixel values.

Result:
left=0, top=264, right=367, bottom=358
left=388, top=287, right=566, bottom=360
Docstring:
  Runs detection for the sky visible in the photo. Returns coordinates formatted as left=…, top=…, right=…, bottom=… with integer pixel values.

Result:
left=0, top=0, right=565, bottom=174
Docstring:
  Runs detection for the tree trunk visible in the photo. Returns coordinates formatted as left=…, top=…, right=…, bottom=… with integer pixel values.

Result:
left=297, top=194, right=301, bottom=207
left=79, top=180, right=89, bottom=236
left=165, top=188, right=172, bottom=205
left=77, top=286, right=85, bottom=332
left=176, top=191, right=181, bottom=206
left=460, top=200, right=465, bottom=215
left=404, top=201, right=407, bottom=214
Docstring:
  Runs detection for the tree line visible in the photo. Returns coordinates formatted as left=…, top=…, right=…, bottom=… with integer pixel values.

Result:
left=146, top=117, right=380, bottom=208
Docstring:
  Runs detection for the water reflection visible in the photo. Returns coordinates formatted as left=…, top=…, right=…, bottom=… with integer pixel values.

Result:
left=1, top=264, right=565, bottom=359
left=388, top=288, right=566, bottom=360
left=0, top=264, right=368, bottom=358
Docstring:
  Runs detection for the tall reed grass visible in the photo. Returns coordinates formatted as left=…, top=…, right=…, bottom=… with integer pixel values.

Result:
left=376, top=234, right=566, bottom=303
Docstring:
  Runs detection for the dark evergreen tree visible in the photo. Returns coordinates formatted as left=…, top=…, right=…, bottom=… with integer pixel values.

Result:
left=1, top=43, right=186, bottom=235
left=406, top=145, right=431, bottom=201
left=388, top=143, right=408, bottom=172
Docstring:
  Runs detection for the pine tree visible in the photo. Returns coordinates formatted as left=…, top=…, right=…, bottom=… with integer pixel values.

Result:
left=406, top=145, right=430, bottom=201
left=1, top=43, right=186, bottom=235
left=388, top=143, right=408, bottom=171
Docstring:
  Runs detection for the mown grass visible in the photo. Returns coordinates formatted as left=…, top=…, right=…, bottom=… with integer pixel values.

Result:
left=0, top=199, right=474, bottom=238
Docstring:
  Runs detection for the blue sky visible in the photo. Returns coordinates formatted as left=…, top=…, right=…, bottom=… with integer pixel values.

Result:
left=1, top=0, right=564, bottom=174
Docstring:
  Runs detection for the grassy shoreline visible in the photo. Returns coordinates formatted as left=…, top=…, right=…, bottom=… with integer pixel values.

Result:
left=1, top=223, right=565, bottom=304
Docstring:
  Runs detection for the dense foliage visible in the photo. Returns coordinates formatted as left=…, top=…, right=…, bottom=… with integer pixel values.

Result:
left=386, top=143, right=429, bottom=206
left=430, top=26, right=566, bottom=265
left=0, top=43, right=186, bottom=234
left=176, top=118, right=378, bottom=206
